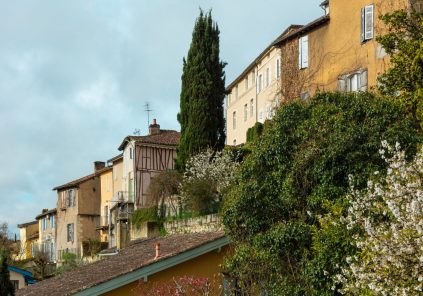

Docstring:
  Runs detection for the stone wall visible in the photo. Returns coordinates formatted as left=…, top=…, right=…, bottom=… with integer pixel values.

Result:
left=163, top=214, right=222, bottom=234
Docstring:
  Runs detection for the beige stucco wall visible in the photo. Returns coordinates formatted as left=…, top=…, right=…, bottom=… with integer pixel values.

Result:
left=10, top=270, right=26, bottom=290
left=56, top=177, right=100, bottom=260
left=37, top=212, right=56, bottom=261
left=226, top=46, right=281, bottom=145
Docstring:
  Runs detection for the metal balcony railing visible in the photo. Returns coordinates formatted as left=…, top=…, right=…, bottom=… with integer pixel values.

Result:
left=115, top=191, right=134, bottom=204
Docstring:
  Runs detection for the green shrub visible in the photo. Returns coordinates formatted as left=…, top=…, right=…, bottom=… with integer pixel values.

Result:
left=132, top=206, right=159, bottom=228
left=222, top=92, right=422, bottom=295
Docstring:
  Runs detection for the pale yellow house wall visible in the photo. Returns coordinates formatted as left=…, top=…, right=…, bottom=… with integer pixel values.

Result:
left=227, top=46, right=281, bottom=145
left=298, top=0, right=408, bottom=97
left=99, top=169, right=113, bottom=242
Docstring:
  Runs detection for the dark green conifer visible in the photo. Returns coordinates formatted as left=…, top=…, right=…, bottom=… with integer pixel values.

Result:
left=176, top=10, right=226, bottom=170
left=0, top=249, right=15, bottom=296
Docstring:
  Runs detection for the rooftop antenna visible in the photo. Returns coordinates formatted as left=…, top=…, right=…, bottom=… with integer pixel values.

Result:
left=145, top=102, right=153, bottom=126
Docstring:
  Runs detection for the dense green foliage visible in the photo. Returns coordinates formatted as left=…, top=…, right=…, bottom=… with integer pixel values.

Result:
left=222, top=92, right=421, bottom=295
left=176, top=10, right=226, bottom=170
left=132, top=206, right=160, bottom=228
left=246, top=122, right=264, bottom=143
left=0, top=249, right=15, bottom=296
left=377, top=9, right=423, bottom=128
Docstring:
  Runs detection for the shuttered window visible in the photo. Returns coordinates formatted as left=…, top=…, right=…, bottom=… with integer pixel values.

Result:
left=361, top=4, right=374, bottom=42
left=298, top=35, right=309, bottom=69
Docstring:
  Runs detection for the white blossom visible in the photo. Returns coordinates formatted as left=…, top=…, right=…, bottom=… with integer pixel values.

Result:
left=337, top=142, right=423, bottom=296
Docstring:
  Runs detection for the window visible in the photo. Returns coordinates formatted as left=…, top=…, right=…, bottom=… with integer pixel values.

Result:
left=67, top=189, right=75, bottom=207
left=42, top=218, right=47, bottom=231
left=245, top=77, right=249, bottom=90
left=236, top=85, right=239, bottom=98
left=361, top=4, right=374, bottom=42
left=244, top=104, right=248, bottom=121
left=276, top=59, right=281, bottom=78
left=228, top=94, right=231, bottom=105
left=113, top=165, right=117, bottom=181
left=257, top=74, right=263, bottom=93
left=233, top=111, right=236, bottom=130
left=67, top=223, right=74, bottom=242
left=50, top=215, right=55, bottom=229
left=252, top=70, right=255, bottom=85
left=12, top=280, right=19, bottom=290
left=250, top=99, right=254, bottom=117
left=338, top=69, right=368, bottom=92
left=266, top=68, right=270, bottom=87
left=129, top=147, right=133, bottom=159
left=233, top=139, right=237, bottom=146
left=299, top=35, right=309, bottom=69
left=106, top=175, right=110, bottom=192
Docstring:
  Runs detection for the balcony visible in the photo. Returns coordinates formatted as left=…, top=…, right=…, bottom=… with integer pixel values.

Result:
left=115, top=191, right=134, bottom=204
left=116, top=203, right=134, bottom=221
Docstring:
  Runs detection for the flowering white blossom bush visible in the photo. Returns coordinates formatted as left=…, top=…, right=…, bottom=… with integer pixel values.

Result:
left=181, top=149, right=239, bottom=214
left=183, top=148, right=239, bottom=194
left=337, top=141, right=423, bottom=295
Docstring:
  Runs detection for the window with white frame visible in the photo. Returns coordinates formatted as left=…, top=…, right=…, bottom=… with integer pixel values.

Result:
left=338, top=69, right=368, bottom=92
left=257, top=74, right=263, bottom=93
left=233, top=111, right=236, bottom=130
left=276, top=59, right=281, bottom=78
left=67, top=223, right=74, bottom=242
left=42, top=218, right=47, bottom=231
left=361, top=4, right=374, bottom=42
left=106, top=175, right=110, bottom=192
left=50, top=215, right=55, bottom=229
left=298, top=35, right=309, bottom=69
left=244, top=104, right=247, bottom=121
left=250, top=99, right=254, bottom=117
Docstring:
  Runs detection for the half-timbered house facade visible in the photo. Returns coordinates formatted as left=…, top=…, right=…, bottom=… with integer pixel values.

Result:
left=111, top=119, right=179, bottom=248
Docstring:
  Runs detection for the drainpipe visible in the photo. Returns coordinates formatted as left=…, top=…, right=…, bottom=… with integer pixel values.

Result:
left=255, top=64, right=259, bottom=123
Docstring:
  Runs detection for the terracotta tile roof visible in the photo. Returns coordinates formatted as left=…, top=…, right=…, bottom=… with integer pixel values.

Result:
left=35, top=208, right=57, bottom=220
left=272, top=15, right=330, bottom=46
left=226, top=24, right=303, bottom=91
left=52, top=173, right=96, bottom=191
left=17, top=221, right=38, bottom=228
left=107, top=153, right=123, bottom=163
left=118, top=130, right=180, bottom=151
left=17, top=231, right=226, bottom=296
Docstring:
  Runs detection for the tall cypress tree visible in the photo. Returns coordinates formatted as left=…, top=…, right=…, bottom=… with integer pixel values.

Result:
left=0, top=249, right=15, bottom=296
left=176, top=10, right=226, bottom=170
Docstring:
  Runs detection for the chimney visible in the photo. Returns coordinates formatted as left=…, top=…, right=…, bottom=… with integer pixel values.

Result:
left=149, top=119, right=160, bottom=135
left=94, top=161, right=106, bottom=172
left=154, top=243, right=160, bottom=260
left=42, top=209, right=48, bottom=213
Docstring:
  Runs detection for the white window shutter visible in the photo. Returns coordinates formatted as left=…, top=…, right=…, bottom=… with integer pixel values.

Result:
left=338, top=78, right=347, bottom=92
left=302, top=36, right=309, bottom=68
left=360, top=70, right=368, bottom=91
left=298, top=38, right=302, bottom=69
left=361, top=7, right=365, bottom=42
left=365, top=5, right=374, bottom=40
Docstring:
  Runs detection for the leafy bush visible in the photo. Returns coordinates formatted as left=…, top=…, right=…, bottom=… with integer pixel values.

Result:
left=132, top=206, right=159, bottom=228
left=222, top=92, right=421, bottom=295
left=181, top=149, right=239, bottom=215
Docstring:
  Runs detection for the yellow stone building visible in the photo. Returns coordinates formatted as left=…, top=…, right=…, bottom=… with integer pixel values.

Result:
left=226, top=0, right=422, bottom=145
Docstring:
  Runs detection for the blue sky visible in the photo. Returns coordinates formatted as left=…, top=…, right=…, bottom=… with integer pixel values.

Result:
left=0, top=0, right=322, bottom=235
